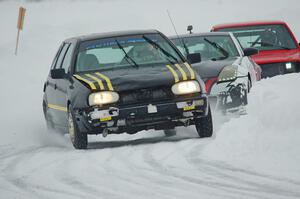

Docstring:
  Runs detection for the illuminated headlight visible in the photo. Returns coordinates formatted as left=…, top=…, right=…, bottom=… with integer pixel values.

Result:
left=88, top=91, right=119, bottom=106
left=171, top=80, right=200, bottom=95
left=218, top=65, right=238, bottom=82
left=286, top=62, right=292, bottom=69
left=285, top=62, right=296, bottom=72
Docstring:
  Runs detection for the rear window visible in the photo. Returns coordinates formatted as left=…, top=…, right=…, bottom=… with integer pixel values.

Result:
left=216, top=24, right=297, bottom=51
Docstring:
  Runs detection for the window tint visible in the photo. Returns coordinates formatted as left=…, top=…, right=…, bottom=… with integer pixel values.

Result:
left=54, top=43, right=70, bottom=69
left=61, top=44, right=74, bottom=72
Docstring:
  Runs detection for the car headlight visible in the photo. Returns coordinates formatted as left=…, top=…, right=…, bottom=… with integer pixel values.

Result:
left=218, top=65, right=238, bottom=82
left=171, top=80, right=200, bottom=95
left=88, top=91, right=119, bottom=106
left=285, top=62, right=296, bottom=72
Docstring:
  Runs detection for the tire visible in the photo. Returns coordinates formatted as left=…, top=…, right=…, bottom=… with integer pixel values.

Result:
left=68, top=106, right=88, bottom=149
left=247, top=78, right=252, bottom=93
left=195, top=107, right=213, bottom=138
left=243, top=88, right=248, bottom=105
left=163, top=129, right=176, bottom=137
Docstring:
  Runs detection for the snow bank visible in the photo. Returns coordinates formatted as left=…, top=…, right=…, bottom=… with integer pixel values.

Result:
left=203, top=73, right=300, bottom=180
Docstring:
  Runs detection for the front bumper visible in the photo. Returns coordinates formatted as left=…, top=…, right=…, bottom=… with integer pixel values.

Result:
left=209, top=76, right=248, bottom=111
left=73, top=95, right=208, bottom=134
left=260, top=62, right=299, bottom=78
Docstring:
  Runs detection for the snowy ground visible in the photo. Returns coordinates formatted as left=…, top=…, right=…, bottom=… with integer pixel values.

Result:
left=1, top=0, right=300, bottom=198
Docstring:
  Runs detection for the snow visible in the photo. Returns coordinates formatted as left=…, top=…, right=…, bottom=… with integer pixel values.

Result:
left=1, top=0, right=300, bottom=198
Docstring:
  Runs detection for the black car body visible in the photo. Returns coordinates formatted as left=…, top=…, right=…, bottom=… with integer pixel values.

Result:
left=170, top=32, right=261, bottom=112
left=43, top=30, right=213, bottom=149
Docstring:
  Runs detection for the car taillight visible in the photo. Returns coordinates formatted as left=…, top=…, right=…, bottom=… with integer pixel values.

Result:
left=205, top=77, right=218, bottom=94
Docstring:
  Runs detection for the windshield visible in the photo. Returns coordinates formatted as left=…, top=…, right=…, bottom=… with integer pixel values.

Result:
left=171, top=35, right=239, bottom=61
left=217, top=25, right=297, bottom=51
left=76, top=33, right=184, bottom=72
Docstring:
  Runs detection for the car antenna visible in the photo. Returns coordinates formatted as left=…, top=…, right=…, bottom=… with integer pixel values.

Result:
left=166, top=10, right=189, bottom=55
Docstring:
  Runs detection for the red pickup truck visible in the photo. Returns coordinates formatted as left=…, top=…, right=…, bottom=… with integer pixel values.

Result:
left=211, top=21, right=300, bottom=78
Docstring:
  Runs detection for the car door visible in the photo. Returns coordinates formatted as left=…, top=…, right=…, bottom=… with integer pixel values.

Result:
left=45, top=43, right=70, bottom=128
left=54, top=42, right=76, bottom=128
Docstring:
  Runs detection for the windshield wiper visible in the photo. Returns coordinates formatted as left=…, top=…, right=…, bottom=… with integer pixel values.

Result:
left=204, top=38, right=229, bottom=59
left=180, top=38, right=189, bottom=56
left=142, top=35, right=179, bottom=64
left=248, top=41, right=291, bottom=50
left=115, top=39, right=139, bottom=68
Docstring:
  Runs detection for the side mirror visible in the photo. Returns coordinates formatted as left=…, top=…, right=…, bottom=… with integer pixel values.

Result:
left=187, top=25, right=193, bottom=34
left=243, top=48, right=259, bottom=56
left=187, top=53, right=201, bottom=64
left=51, top=68, right=66, bottom=79
left=298, top=42, right=300, bottom=47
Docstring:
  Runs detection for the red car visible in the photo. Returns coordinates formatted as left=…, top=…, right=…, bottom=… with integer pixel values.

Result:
left=211, top=21, right=300, bottom=78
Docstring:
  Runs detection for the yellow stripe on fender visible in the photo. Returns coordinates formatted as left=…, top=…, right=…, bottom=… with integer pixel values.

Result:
left=95, top=72, right=114, bottom=91
left=85, top=74, right=105, bottom=90
left=48, top=104, right=67, bottom=112
left=73, top=74, right=97, bottom=90
left=166, top=64, right=179, bottom=83
left=183, top=62, right=195, bottom=80
left=174, top=63, right=187, bottom=81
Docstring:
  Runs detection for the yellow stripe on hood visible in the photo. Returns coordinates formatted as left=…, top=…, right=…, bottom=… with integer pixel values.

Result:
left=183, top=62, right=195, bottom=79
left=174, top=63, right=187, bottom=80
left=95, top=72, right=114, bottom=91
left=85, top=74, right=105, bottom=90
left=166, top=64, right=179, bottom=83
left=73, top=74, right=97, bottom=90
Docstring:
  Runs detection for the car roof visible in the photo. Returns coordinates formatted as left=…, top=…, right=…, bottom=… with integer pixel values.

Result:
left=212, top=20, right=287, bottom=31
left=64, top=29, right=160, bottom=43
left=169, top=32, right=231, bottom=40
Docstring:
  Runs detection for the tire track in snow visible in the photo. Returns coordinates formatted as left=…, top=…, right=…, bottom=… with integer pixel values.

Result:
left=186, top=142, right=300, bottom=199
left=1, top=131, right=300, bottom=199
left=0, top=146, right=94, bottom=199
left=141, top=136, right=300, bottom=199
left=140, top=139, right=256, bottom=199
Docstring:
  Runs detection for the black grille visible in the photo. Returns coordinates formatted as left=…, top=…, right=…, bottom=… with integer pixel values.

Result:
left=119, top=87, right=173, bottom=105
left=260, top=62, right=285, bottom=78
left=260, top=62, right=299, bottom=78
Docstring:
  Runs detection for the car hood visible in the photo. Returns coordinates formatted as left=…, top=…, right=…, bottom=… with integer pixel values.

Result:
left=252, top=49, right=300, bottom=65
left=191, top=57, right=239, bottom=80
left=73, top=63, right=196, bottom=92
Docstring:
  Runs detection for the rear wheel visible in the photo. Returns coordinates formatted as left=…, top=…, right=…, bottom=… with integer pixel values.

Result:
left=164, top=129, right=176, bottom=137
left=68, top=106, right=88, bottom=149
left=195, top=107, right=213, bottom=138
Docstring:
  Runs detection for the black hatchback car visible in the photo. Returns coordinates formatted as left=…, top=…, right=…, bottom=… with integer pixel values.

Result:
left=43, top=30, right=213, bottom=149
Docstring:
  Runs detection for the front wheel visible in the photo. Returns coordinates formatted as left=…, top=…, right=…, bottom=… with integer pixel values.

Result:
left=195, top=107, right=213, bottom=138
left=247, top=78, right=252, bottom=93
left=68, top=107, right=88, bottom=149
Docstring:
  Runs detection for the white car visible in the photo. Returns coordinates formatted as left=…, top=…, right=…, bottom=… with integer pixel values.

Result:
left=170, top=32, right=262, bottom=113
